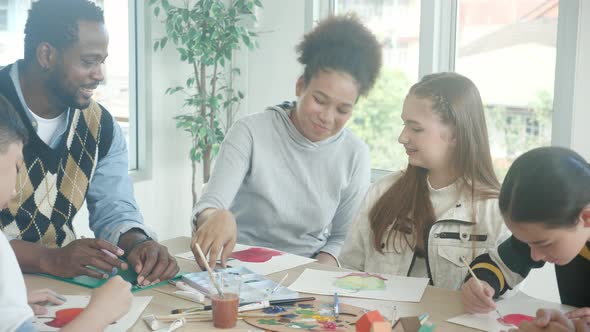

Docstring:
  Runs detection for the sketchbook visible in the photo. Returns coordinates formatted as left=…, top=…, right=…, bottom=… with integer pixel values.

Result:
left=287, top=269, right=429, bottom=302
left=182, top=266, right=299, bottom=303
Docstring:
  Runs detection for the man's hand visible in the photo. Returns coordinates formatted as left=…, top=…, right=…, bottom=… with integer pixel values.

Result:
left=125, top=240, right=179, bottom=286
left=41, top=239, right=126, bottom=279
left=191, top=209, right=237, bottom=269
left=27, top=289, right=65, bottom=315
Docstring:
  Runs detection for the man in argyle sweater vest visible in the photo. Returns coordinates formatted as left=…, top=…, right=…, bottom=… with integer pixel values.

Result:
left=0, top=86, right=113, bottom=248
left=0, top=0, right=178, bottom=285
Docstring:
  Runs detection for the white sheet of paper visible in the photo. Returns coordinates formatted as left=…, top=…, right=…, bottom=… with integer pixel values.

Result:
left=447, top=292, right=575, bottom=332
left=31, top=295, right=152, bottom=331
left=175, top=243, right=316, bottom=275
left=287, top=268, right=429, bottom=302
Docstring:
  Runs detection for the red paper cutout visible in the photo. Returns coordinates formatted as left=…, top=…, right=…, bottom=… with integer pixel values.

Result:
left=230, top=247, right=283, bottom=263
left=45, top=308, right=84, bottom=328
left=500, top=314, right=534, bottom=326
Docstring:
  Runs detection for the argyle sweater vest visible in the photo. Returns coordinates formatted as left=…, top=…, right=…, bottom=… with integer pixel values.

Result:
left=0, top=66, right=114, bottom=248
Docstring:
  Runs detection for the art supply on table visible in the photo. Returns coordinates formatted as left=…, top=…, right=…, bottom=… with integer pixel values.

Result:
left=241, top=300, right=364, bottom=332
left=153, top=288, right=205, bottom=304
left=170, top=297, right=317, bottom=314
left=270, top=273, right=288, bottom=294
left=459, top=256, right=505, bottom=322
left=334, top=292, right=339, bottom=318
left=193, top=243, right=224, bottom=297
left=182, top=266, right=300, bottom=303
left=176, top=243, right=316, bottom=275
left=210, top=272, right=241, bottom=328
left=288, top=269, right=429, bottom=302
left=447, top=289, right=576, bottom=331
left=37, top=266, right=183, bottom=292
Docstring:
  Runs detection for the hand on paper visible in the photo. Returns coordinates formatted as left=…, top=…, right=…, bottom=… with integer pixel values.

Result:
left=315, top=252, right=338, bottom=266
left=191, top=208, right=237, bottom=269
left=566, top=307, right=590, bottom=325
left=461, top=277, right=497, bottom=313
left=41, top=238, right=127, bottom=279
left=27, top=288, right=65, bottom=315
left=126, top=239, right=179, bottom=286
left=60, top=276, right=133, bottom=332
left=502, top=309, right=589, bottom=332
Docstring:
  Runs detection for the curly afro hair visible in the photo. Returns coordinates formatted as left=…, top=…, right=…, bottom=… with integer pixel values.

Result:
left=24, top=0, right=104, bottom=64
left=296, top=14, right=382, bottom=97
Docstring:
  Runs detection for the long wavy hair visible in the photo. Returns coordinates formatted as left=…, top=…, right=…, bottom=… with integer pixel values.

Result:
left=370, top=72, right=500, bottom=253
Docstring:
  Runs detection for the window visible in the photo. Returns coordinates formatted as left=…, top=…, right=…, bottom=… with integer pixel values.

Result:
left=0, top=0, right=11, bottom=32
left=0, top=0, right=137, bottom=170
left=455, top=0, right=558, bottom=178
left=332, top=0, right=559, bottom=180
left=335, top=0, right=421, bottom=173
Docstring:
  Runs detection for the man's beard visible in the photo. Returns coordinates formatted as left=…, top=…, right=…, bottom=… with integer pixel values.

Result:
left=47, top=71, right=90, bottom=110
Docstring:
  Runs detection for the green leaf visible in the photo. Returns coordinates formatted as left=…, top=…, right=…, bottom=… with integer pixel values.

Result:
left=160, top=37, right=168, bottom=49
left=153, top=5, right=160, bottom=17
left=153, top=40, right=160, bottom=52
left=238, top=91, right=244, bottom=99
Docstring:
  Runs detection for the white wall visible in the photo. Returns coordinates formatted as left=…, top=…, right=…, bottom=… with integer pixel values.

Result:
left=235, top=0, right=306, bottom=117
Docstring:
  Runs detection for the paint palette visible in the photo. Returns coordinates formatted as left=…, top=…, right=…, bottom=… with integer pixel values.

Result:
left=242, top=300, right=364, bottom=332
left=182, top=266, right=299, bottom=303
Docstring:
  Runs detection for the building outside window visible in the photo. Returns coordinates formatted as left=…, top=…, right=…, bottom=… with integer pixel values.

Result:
left=334, top=0, right=558, bottom=179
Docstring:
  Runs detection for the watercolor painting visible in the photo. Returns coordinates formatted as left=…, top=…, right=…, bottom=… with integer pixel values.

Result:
left=182, top=266, right=299, bottom=303
left=333, top=272, right=387, bottom=291
left=230, top=247, right=283, bottom=262
left=288, top=269, right=429, bottom=302
left=32, top=295, right=151, bottom=331
left=447, top=292, right=575, bottom=332
left=44, top=308, right=84, bottom=328
left=499, top=314, right=534, bottom=326
left=175, top=243, right=315, bottom=275
left=243, top=301, right=363, bottom=332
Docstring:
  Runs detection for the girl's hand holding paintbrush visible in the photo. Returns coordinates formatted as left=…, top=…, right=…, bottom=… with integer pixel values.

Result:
left=459, top=257, right=499, bottom=314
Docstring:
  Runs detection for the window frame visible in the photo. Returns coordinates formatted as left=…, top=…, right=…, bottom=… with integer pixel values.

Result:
left=327, top=0, right=581, bottom=180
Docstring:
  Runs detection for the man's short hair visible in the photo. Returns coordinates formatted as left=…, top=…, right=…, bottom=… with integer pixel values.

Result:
left=0, top=95, right=28, bottom=153
left=24, top=0, right=104, bottom=64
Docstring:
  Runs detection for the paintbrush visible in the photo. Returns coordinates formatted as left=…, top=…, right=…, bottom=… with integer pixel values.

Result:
left=460, top=256, right=505, bottom=322
left=194, top=243, right=224, bottom=297
left=270, top=273, right=288, bottom=294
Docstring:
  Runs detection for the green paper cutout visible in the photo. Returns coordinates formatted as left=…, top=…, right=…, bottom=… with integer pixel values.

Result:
left=38, top=263, right=184, bottom=292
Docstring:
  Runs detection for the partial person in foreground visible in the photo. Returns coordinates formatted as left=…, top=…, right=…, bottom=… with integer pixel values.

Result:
left=339, top=72, right=509, bottom=290
left=0, top=0, right=178, bottom=286
left=0, top=92, right=133, bottom=332
left=192, top=14, right=382, bottom=268
left=462, top=147, right=590, bottom=332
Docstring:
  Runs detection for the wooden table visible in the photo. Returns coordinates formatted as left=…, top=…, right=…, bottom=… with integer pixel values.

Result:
left=24, top=237, right=477, bottom=331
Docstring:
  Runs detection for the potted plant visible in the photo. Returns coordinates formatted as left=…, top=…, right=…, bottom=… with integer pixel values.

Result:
left=150, top=0, right=262, bottom=206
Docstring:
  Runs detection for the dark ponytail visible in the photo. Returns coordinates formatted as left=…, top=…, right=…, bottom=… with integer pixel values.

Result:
left=499, top=147, right=590, bottom=228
